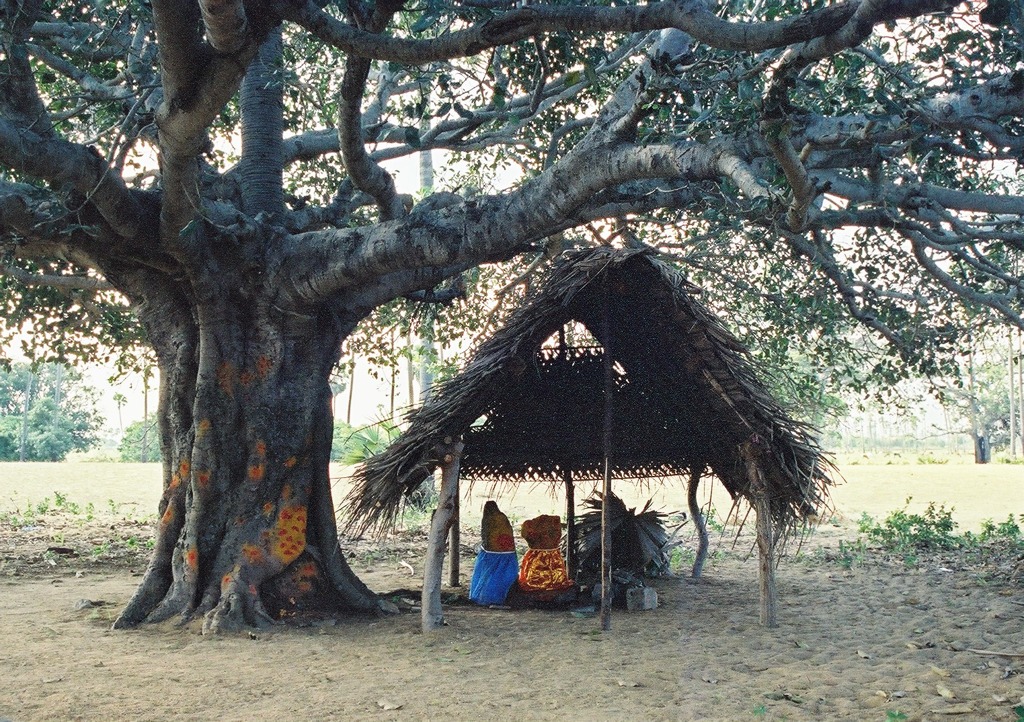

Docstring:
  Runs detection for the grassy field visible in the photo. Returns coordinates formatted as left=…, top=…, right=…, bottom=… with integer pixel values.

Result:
left=1, top=459, right=1021, bottom=531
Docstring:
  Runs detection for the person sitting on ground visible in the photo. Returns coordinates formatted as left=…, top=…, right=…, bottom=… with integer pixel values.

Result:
left=469, top=500, right=519, bottom=605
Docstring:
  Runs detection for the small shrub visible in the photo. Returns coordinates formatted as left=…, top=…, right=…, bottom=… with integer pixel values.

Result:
left=53, top=491, right=81, bottom=515
left=978, top=515, right=1022, bottom=542
left=860, top=498, right=960, bottom=553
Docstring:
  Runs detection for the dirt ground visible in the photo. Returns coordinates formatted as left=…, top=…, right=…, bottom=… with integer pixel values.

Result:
left=1, top=463, right=1023, bottom=721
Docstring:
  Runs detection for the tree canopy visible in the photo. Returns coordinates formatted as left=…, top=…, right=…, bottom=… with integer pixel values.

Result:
left=0, top=0, right=1021, bottom=631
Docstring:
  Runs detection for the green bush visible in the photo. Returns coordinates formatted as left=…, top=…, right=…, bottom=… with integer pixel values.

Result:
left=858, top=498, right=961, bottom=552
left=977, top=515, right=1022, bottom=542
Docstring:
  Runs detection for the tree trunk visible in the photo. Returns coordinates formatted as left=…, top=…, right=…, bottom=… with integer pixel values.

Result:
left=113, top=289, right=380, bottom=632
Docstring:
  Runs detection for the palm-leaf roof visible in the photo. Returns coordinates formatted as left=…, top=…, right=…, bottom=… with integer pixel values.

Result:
left=346, top=247, right=833, bottom=537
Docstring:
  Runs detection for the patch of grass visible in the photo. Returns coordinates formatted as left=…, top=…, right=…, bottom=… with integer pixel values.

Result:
left=885, top=711, right=908, bottom=722
left=836, top=538, right=867, bottom=569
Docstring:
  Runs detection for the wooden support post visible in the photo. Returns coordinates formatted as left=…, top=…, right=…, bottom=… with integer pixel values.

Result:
left=563, top=468, right=576, bottom=580
left=600, top=460, right=612, bottom=631
left=448, top=491, right=461, bottom=587
left=687, top=467, right=709, bottom=579
left=753, top=490, right=777, bottom=628
left=600, top=276, right=614, bottom=632
left=741, top=437, right=777, bottom=628
left=422, top=438, right=463, bottom=633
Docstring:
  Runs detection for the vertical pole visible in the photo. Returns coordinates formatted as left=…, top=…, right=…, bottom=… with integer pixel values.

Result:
left=563, top=468, right=576, bottom=580
left=422, top=438, right=463, bottom=632
left=687, top=467, right=710, bottom=579
left=754, top=490, right=778, bottom=628
left=741, top=438, right=777, bottom=628
left=600, top=277, right=614, bottom=632
left=448, top=491, right=461, bottom=586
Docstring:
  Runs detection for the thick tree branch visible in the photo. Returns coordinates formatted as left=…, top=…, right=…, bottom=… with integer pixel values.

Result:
left=277, top=135, right=773, bottom=304
left=336, top=7, right=405, bottom=220
left=0, top=262, right=113, bottom=290
left=199, top=0, right=249, bottom=54
left=813, top=171, right=1024, bottom=217
left=1, top=0, right=54, bottom=137
left=0, top=118, right=155, bottom=241
left=279, top=0, right=947, bottom=63
left=239, top=28, right=284, bottom=216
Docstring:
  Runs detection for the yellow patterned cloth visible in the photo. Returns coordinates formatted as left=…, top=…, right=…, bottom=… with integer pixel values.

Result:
left=517, top=515, right=573, bottom=593
left=518, top=548, right=574, bottom=592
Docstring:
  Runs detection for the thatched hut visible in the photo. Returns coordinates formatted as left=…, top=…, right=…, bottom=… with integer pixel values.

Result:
left=347, top=247, right=834, bottom=630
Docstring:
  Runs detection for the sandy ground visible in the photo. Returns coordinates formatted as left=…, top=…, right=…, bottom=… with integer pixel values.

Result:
left=1, top=462, right=1023, bottom=721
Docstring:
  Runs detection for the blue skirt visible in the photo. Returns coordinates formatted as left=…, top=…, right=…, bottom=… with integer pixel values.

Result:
left=469, top=550, right=519, bottom=605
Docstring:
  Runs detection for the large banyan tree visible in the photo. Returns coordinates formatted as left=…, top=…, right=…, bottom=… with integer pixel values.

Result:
left=0, top=0, right=1021, bottom=631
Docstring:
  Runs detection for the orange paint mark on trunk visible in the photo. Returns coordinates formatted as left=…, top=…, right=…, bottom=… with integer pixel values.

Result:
left=262, top=502, right=275, bottom=516
left=160, top=505, right=174, bottom=525
left=178, top=460, right=191, bottom=479
left=255, top=440, right=266, bottom=456
left=221, top=565, right=240, bottom=592
left=216, top=362, right=236, bottom=397
left=185, top=547, right=198, bottom=569
left=197, top=418, right=212, bottom=437
left=239, top=370, right=254, bottom=387
left=283, top=456, right=297, bottom=468
left=197, top=470, right=211, bottom=487
left=248, top=462, right=265, bottom=482
left=169, top=473, right=181, bottom=489
left=255, top=355, right=273, bottom=378
left=242, top=543, right=264, bottom=565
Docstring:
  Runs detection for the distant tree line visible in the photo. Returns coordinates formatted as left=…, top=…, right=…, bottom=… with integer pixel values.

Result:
left=0, top=363, right=102, bottom=462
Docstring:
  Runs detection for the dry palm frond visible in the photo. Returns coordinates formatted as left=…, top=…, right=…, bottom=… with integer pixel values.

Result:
left=572, top=492, right=684, bottom=582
